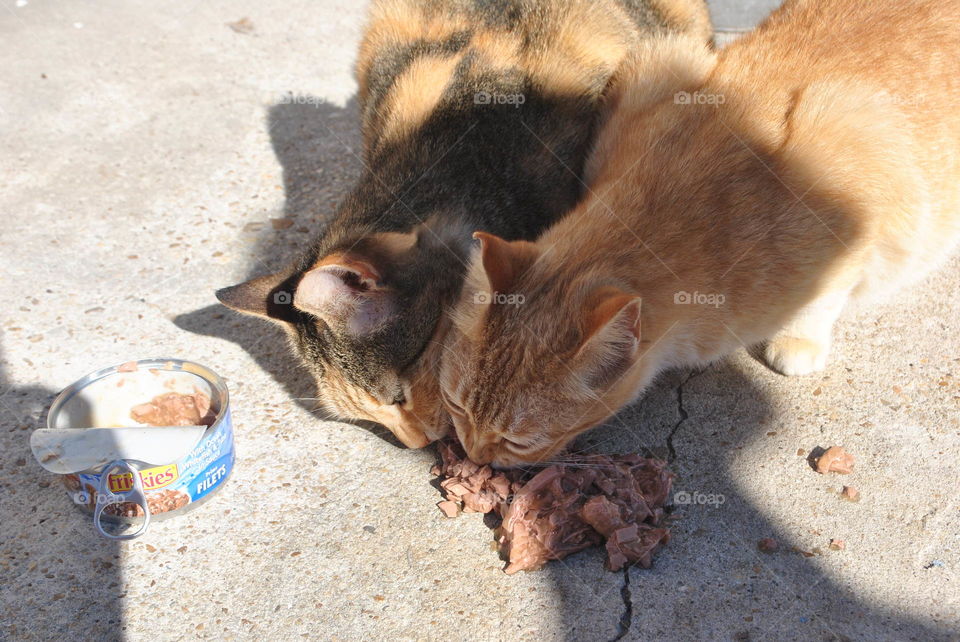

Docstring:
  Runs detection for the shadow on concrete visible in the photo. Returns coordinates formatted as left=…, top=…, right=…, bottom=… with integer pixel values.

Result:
left=0, top=338, right=125, bottom=641
left=174, top=95, right=406, bottom=447
left=550, top=359, right=952, bottom=641
left=172, top=304, right=318, bottom=413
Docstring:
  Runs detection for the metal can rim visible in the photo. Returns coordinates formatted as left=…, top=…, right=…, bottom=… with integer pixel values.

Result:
left=46, top=357, right=231, bottom=439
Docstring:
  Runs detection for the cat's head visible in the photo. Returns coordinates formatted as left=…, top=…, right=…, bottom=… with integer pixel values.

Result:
left=217, top=228, right=462, bottom=449
left=440, top=232, right=644, bottom=468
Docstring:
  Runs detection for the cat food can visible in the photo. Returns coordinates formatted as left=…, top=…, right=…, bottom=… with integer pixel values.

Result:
left=44, top=358, right=235, bottom=539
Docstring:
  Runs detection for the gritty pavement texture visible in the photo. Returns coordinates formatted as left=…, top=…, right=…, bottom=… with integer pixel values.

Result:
left=1, top=1, right=957, bottom=640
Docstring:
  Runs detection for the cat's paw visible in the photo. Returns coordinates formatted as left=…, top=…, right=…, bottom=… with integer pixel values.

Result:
left=763, top=336, right=829, bottom=376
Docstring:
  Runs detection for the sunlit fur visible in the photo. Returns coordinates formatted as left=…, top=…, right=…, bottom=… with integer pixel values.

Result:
left=441, top=0, right=960, bottom=466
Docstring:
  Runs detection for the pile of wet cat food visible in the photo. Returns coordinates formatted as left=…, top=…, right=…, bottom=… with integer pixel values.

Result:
left=431, top=439, right=673, bottom=573
left=130, top=390, right=216, bottom=427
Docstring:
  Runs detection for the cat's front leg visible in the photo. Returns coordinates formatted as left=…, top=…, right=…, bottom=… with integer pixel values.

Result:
left=762, top=288, right=851, bottom=376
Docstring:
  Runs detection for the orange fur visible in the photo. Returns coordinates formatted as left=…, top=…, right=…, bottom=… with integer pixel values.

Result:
left=356, top=0, right=469, bottom=104
left=442, top=0, right=960, bottom=466
left=523, top=2, right=638, bottom=99
left=469, top=30, right=522, bottom=72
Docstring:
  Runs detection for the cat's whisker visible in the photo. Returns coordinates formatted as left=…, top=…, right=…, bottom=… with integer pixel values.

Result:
left=539, top=461, right=623, bottom=468
left=531, top=457, right=623, bottom=467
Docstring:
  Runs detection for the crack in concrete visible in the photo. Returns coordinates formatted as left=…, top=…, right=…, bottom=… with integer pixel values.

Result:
left=611, top=368, right=705, bottom=640
left=609, top=567, right=633, bottom=641
left=667, top=369, right=702, bottom=463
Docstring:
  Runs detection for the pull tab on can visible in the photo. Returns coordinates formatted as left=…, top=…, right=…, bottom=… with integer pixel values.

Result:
left=94, top=459, right=151, bottom=540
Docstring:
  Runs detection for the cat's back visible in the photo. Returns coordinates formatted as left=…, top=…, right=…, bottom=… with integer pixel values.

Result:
left=716, top=0, right=960, bottom=285
left=717, top=0, right=960, bottom=118
left=714, top=0, right=960, bottom=207
left=354, top=0, right=711, bottom=151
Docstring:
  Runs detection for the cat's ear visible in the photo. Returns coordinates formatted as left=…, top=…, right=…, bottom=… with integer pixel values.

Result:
left=216, top=272, right=298, bottom=323
left=472, top=231, right=537, bottom=295
left=294, top=254, right=395, bottom=335
left=574, top=290, right=643, bottom=390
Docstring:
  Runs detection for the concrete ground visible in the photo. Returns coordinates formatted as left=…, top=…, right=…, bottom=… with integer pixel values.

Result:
left=1, top=1, right=957, bottom=640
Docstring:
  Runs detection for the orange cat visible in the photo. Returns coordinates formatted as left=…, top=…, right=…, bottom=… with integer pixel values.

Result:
left=441, top=0, right=960, bottom=467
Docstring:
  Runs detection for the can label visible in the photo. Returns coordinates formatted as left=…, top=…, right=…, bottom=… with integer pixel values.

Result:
left=107, top=464, right=179, bottom=493
left=64, top=407, right=235, bottom=518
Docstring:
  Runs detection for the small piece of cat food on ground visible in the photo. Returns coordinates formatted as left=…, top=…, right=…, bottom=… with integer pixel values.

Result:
left=226, top=17, right=254, bottom=34
left=437, top=500, right=459, bottom=518
left=432, top=439, right=672, bottom=573
left=791, top=546, right=817, bottom=558
left=840, top=485, right=860, bottom=502
left=829, top=539, right=846, bottom=551
left=130, top=390, right=216, bottom=427
left=815, top=446, right=855, bottom=474
left=757, top=538, right=778, bottom=553
left=117, top=361, right=138, bottom=373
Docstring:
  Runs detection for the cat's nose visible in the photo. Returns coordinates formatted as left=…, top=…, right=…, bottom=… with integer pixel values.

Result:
left=378, top=404, right=431, bottom=448
left=423, top=408, right=452, bottom=442
left=392, top=420, right=431, bottom=449
left=470, top=450, right=493, bottom=465
left=467, top=440, right=498, bottom=465
left=458, top=429, right=481, bottom=461
left=404, top=411, right=449, bottom=445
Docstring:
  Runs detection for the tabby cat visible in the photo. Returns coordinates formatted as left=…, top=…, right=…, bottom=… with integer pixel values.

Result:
left=441, top=0, right=960, bottom=467
left=216, top=0, right=712, bottom=448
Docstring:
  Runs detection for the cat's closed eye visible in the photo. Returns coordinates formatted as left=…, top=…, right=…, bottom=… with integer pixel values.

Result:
left=501, top=436, right=535, bottom=452
left=439, top=386, right=465, bottom=415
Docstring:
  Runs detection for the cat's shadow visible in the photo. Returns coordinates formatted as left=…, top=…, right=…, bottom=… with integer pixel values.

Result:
left=173, top=95, right=406, bottom=449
